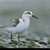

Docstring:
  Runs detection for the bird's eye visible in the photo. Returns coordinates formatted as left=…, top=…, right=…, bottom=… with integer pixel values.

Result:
left=28, top=12, right=31, bottom=14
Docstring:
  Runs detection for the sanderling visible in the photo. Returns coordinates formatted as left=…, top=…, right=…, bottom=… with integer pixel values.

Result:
left=0, top=11, right=39, bottom=43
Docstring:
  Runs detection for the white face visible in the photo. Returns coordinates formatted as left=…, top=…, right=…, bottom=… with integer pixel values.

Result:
left=23, top=11, right=33, bottom=17
left=23, top=11, right=39, bottom=19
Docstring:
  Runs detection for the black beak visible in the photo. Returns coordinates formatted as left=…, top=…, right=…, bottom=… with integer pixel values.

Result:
left=32, top=15, right=39, bottom=19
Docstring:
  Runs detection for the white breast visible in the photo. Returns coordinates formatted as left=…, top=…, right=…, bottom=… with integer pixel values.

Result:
left=15, top=18, right=30, bottom=33
left=5, top=18, right=30, bottom=34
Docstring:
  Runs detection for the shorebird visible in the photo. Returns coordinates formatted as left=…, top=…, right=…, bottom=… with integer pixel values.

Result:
left=0, top=11, right=39, bottom=43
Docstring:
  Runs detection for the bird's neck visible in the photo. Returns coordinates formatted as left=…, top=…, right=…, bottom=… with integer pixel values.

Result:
left=22, top=15, right=30, bottom=25
left=22, top=14, right=30, bottom=19
left=21, top=15, right=31, bottom=29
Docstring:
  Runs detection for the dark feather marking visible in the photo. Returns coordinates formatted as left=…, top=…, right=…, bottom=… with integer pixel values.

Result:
left=0, top=18, right=19, bottom=28
left=12, top=18, right=19, bottom=27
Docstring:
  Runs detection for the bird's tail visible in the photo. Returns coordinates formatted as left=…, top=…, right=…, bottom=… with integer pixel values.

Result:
left=0, top=24, right=7, bottom=28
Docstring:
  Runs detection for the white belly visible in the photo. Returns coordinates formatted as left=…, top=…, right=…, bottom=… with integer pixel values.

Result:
left=5, top=19, right=30, bottom=34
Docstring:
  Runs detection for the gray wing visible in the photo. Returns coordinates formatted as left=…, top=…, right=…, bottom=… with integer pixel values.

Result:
left=0, top=18, right=19, bottom=28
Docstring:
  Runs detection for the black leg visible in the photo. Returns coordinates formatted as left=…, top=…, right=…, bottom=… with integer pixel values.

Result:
left=18, top=34, right=20, bottom=47
left=9, top=34, right=13, bottom=44
left=18, top=34, right=20, bottom=42
left=11, top=34, right=12, bottom=42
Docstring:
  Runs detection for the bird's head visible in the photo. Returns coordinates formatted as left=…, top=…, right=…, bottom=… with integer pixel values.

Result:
left=22, top=11, right=39, bottom=19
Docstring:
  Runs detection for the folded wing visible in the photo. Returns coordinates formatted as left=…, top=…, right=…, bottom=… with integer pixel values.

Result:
left=0, top=18, right=19, bottom=28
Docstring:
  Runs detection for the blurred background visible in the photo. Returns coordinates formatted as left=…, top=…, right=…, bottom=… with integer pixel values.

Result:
left=0, top=0, right=50, bottom=48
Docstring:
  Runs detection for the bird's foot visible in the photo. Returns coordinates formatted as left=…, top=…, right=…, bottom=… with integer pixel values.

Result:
left=8, top=40, right=19, bottom=45
left=8, top=40, right=14, bottom=44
